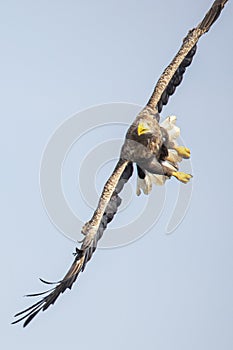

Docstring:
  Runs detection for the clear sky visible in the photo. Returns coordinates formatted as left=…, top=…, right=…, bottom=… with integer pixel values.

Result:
left=1, top=0, right=233, bottom=349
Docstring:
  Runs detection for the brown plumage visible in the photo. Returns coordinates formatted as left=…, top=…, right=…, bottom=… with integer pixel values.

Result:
left=12, top=0, right=228, bottom=327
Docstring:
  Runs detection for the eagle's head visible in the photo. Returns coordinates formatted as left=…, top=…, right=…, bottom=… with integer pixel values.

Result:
left=136, top=118, right=161, bottom=140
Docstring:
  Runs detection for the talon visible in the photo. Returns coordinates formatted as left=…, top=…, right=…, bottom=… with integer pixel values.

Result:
left=174, top=146, right=191, bottom=159
left=172, top=171, right=193, bottom=183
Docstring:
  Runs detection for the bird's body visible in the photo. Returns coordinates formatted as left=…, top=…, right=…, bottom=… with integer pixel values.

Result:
left=13, top=0, right=229, bottom=327
left=123, top=109, right=163, bottom=162
left=122, top=113, right=163, bottom=172
left=121, top=107, right=191, bottom=193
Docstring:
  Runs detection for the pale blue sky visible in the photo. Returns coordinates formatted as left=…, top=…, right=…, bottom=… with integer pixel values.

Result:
left=1, top=1, right=233, bottom=349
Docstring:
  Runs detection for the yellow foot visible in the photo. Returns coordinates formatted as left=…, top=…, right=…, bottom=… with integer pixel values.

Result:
left=174, top=146, right=191, bottom=159
left=172, top=171, right=193, bottom=184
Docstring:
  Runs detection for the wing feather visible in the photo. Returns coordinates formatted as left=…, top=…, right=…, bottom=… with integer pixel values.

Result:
left=13, top=0, right=229, bottom=328
left=12, top=161, right=133, bottom=327
left=147, top=0, right=228, bottom=112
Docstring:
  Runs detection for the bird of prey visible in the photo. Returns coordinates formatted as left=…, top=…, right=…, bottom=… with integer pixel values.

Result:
left=13, top=0, right=228, bottom=327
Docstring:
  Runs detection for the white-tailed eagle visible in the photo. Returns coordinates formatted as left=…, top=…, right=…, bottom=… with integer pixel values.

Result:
left=13, top=0, right=228, bottom=327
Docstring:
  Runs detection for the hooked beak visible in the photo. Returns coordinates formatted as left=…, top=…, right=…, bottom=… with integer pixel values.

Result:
left=137, top=123, right=151, bottom=136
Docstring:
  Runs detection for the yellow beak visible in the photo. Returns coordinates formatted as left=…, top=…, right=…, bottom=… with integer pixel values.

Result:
left=137, top=123, right=150, bottom=136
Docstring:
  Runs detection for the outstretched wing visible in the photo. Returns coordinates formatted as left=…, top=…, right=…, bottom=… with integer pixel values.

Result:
left=12, top=160, right=133, bottom=327
left=147, top=0, right=228, bottom=113
left=13, top=0, right=229, bottom=328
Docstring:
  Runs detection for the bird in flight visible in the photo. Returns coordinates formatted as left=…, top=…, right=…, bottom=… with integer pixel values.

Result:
left=13, top=0, right=229, bottom=327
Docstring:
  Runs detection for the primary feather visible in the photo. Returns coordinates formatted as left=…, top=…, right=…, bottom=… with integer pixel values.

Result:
left=13, top=0, right=228, bottom=327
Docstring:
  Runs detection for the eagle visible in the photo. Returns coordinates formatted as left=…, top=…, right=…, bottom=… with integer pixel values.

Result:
left=13, top=0, right=228, bottom=327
